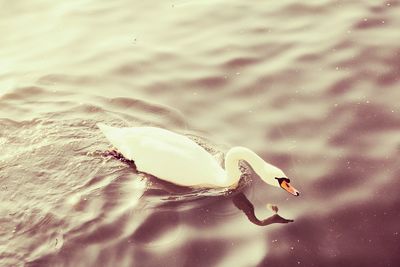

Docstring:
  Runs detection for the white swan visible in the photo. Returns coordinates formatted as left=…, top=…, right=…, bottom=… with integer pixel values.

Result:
left=97, top=123, right=299, bottom=196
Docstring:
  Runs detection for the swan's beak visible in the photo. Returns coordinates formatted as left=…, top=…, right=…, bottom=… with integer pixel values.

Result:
left=280, top=180, right=300, bottom=196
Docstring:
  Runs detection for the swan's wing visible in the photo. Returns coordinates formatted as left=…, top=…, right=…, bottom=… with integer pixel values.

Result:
left=129, top=130, right=227, bottom=187
left=97, top=124, right=227, bottom=187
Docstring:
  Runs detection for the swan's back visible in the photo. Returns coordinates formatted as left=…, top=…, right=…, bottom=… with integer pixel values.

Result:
left=97, top=124, right=227, bottom=187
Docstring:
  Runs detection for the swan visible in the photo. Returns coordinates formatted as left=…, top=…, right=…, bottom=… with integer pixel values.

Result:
left=97, top=123, right=299, bottom=196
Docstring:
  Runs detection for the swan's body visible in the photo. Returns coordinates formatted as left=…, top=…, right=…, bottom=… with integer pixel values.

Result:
left=97, top=123, right=299, bottom=195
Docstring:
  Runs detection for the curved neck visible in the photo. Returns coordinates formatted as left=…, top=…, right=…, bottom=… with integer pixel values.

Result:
left=224, top=146, right=267, bottom=187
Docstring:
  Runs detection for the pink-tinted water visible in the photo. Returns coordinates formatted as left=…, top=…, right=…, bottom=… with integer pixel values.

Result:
left=1, top=1, right=399, bottom=266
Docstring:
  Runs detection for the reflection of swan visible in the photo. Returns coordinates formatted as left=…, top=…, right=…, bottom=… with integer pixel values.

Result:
left=232, top=192, right=293, bottom=226
left=98, top=124, right=299, bottom=196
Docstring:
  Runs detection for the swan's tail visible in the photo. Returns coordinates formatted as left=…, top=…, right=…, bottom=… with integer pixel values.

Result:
left=97, top=123, right=117, bottom=142
left=97, top=123, right=128, bottom=153
left=97, top=123, right=113, bottom=131
left=97, top=123, right=138, bottom=161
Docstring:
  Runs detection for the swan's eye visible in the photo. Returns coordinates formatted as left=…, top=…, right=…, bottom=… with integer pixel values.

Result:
left=275, top=177, right=290, bottom=183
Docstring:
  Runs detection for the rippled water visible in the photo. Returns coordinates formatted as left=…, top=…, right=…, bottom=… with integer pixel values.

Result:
left=1, top=1, right=400, bottom=266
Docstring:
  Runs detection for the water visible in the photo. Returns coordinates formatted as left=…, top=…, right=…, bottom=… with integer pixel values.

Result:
left=1, top=1, right=399, bottom=266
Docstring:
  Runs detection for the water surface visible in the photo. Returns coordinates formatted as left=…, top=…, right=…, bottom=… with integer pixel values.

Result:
left=1, top=1, right=400, bottom=266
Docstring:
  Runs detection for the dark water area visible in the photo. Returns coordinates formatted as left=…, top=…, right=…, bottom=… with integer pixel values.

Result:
left=1, top=1, right=400, bottom=266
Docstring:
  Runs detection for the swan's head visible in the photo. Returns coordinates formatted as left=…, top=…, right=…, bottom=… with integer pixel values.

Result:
left=262, top=165, right=300, bottom=196
left=275, top=177, right=300, bottom=196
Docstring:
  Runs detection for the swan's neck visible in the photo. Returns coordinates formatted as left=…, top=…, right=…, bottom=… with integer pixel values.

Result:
left=224, top=146, right=267, bottom=187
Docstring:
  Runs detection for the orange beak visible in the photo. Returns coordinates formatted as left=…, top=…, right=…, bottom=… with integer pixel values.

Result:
left=280, top=180, right=300, bottom=196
